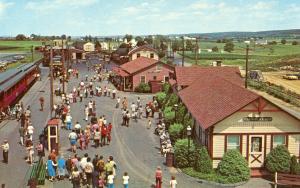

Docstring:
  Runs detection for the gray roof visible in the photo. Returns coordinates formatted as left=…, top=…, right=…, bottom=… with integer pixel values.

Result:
left=0, top=63, right=37, bottom=92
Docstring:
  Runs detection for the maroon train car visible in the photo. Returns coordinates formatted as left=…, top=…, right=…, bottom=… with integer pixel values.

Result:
left=0, top=62, right=39, bottom=110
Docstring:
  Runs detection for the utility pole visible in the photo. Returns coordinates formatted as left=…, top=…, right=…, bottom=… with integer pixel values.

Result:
left=245, top=44, right=249, bottom=88
left=50, top=47, right=54, bottom=116
left=195, top=37, right=199, bottom=65
left=182, top=36, right=184, bottom=67
left=31, top=45, right=34, bottom=62
left=61, top=39, right=65, bottom=94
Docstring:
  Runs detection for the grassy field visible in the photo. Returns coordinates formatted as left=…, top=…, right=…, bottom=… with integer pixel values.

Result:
left=0, top=40, right=44, bottom=52
left=179, top=40, right=300, bottom=70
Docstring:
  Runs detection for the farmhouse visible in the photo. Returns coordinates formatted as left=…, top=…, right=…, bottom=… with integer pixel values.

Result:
left=112, top=57, right=174, bottom=92
left=128, top=45, right=159, bottom=61
left=172, top=67, right=300, bottom=169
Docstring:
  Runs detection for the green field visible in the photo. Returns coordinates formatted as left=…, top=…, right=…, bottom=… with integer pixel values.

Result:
left=0, top=40, right=44, bottom=52
left=178, top=40, right=300, bottom=70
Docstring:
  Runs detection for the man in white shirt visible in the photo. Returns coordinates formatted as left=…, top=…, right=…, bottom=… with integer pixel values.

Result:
left=27, top=124, right=34, bottom=141
left=68, top=130, right=77, bottom=153
left=112, top=89, right=116, bottom=99
left=74, top=122, right=81, bottom=134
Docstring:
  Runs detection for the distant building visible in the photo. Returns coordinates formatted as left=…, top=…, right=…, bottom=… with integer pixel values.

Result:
left=83, top=42, right=95, bottom=52
left=128, top=45, right=159, bottom=61
left=100, top=42, right=109, bottom=50
left=53, top=39, right=67, bottom=48
left=255, top=39, right=268, bottom=45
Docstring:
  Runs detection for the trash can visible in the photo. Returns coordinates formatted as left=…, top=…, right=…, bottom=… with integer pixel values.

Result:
left=166, top=152, right=174, bottom=167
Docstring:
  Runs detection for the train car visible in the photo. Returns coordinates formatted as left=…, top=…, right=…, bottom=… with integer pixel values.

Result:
left=0, top=62, right=39, bottom=110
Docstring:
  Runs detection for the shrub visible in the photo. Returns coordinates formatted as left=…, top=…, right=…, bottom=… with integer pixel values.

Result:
left=165, top=93, right=178, bottom=107
left=183, top=113, right=193, bottom=130
left=163, top=107, right=175, bottom=125
left=169, top=123, right=184, bottom=142
left=290, top=155, right=300, bottom=175
left=174, top=139, right=195, bottom=168
left=134, top=83, right=150, bottom=93
left=292, top=41, right=298, bottom=45
left=217, top=150, right=250, bottom=183
left=265, top=145, right=291, bottom=173
left=162, top=83, right=171, bottom=94
left=156, top=92, right=166, bottom=106
left=176, top=103, right=187, bottom=123
left=194, top=146, right=213, bottom=173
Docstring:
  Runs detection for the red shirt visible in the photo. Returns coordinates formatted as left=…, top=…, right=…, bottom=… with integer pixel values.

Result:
left=101, top=127, right=107, bottom=136
left=107, top=124, right=112, bottom=132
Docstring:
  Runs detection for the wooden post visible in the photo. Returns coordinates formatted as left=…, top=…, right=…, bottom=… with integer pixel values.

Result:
left=182, top=37, right=184, bottom=67
left=195, top=37, right=199, bottom=65
left=61, top=39, right=65, bottom=94
left=245, top=44, right=249, bottom=88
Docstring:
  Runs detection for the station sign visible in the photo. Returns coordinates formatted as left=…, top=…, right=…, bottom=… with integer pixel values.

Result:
left=243, top=117, right=272, bottom=122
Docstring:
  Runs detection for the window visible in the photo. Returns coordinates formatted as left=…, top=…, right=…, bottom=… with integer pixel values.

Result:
left=251, top=137, right=262, bottom=152
left=140, top=75, right=146, bottom=83
left=150, top=53, right=154, bottom=58
left=164, top=76, right=169, bottom=82
left=227, top=135, right=240, bottom=150
left=137, top=53, right=141, bottom=58
left=273, top=135, right=286, bottom=147
left=153, top=76, right=157, bottom=80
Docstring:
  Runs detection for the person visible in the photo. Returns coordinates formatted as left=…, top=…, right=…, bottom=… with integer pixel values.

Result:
left=47, top=156, right=57, bottom=181
left=123, top=172, right=129, bottom=188
left=39, top=97, right=45, bottom=111
left=96, top=155, right=105, bottom=177
left=68, top=130, right=78, bottom=153
left=107, top=171, right=115, bottom=188
left=92, top=168, right=100, bottom=188
left=57, top=155, right=66, bottom=180
left=66, top=113, right=73, bottom=130
left=27, top=123, right=34, bottom=141
left=74, top=121, right=81, bottom=134
left=147, top=119, right=152, bottom=129
left=155, top=166, right=163, bottom=188
left=1, top=140, right=9, bottom=164
left=92, top=154, right=99, bottom=169
left=122, top=97, right=128, bottom=110
left=66, top=155, right=73, bottom=180
left=79, top=130, right=86, bottom=150
left=137, top=97, right=141, bottom=107
left=71, top=167, right=81, bottom=188
left=107, top=123, right=112, bottom=145
left=36, top=141, right=45, bottom=159
left=112, top=89, right=116, bottom=99
left=101, top=126, right=107, bottom=146
left=116, top=97, right=120, bottom=108
left=170, top=175, right=177, bottom=188
left=80, top=92, right=83, bottom=102
left=84, top=157, right=94, bottom=186
left=19, top=126, right=25, bottom=146
left=26, top=140, right=34, bottom=165
left=94, top=128, right=101, bottom=148
left=109, top=156, right=117, bottom=176
left=98, top=177, right=105, bottom=188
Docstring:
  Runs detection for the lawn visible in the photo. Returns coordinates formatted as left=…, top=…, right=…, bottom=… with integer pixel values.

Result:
left=0, top=40, right=44, bottom=52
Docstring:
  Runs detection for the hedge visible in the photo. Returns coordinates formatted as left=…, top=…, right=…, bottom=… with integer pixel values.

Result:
left=169, top=123, right=184, bottom=142
left=290, top=155, right=300, bottom=175
left=156, top=92, right=167, bottom=107
left=163, top=106, right=175, bottom=125
left=134, top=83, right=151, bottom=93
left=194, top=146, right=212, bottom=173
left=217, top=150, right=250, bottom=183
left=265, top=145, right=291, bottom=173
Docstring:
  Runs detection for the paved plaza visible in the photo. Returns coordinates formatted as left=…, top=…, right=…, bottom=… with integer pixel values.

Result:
left=0, top=60, right=273, bottom=188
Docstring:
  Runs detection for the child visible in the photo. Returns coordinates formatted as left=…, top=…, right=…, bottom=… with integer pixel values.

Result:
left=170, top=175, right=177, bottom=188
left=98, top=177, right=105, bottom=188
left=123, top=172, right=129, bottom=188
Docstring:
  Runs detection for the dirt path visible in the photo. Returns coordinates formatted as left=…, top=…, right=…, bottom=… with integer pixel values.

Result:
left=262, top=72, right=300, bottom=94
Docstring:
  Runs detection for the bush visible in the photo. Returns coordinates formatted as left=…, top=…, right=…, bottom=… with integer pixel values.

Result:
left=163, top=107, right=175, bottom=125
left=169, top=123, right=184, bottom=142
left=183, top=113, right=193, bottom=129
left=290, top=155, right=300, bottom=175
left=292, top=41, right=298, bottom=45
left=265, top=145, right=291, bottom=173
left=217, top=150, right=250, bottom=183
left=134, top=83, right=150, bottom=93
left=176, top=103, right=187, bottom=123
left=156, top=92, right=166, bottom=106
left=174, top=139, right=195, bottom=168
left=165, top=93, right=178, bottom=107
left=162, top=83, right=171, bottom=94
left=182, top=168, right=218, bottom=182
left=194, top=146, right=213, bottom=173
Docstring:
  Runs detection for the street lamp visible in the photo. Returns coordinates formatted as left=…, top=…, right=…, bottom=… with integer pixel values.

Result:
left=174, top=104, right=178, bottom=123
left=187, top=125, right=192, bottom=165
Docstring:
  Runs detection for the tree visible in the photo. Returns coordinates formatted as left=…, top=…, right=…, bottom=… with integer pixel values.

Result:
left=163, top=106, right=175, bottom=125
left=172, top=40, right=181, bottom=51
left=224, top=41, right=234, bottom=52
left=292, top=41, right=298, bottom=45
left=265, top=145, right=291, bottom=173
left=155, top=92, right=167, bottom=106
left=135, top=36, right=143, bottom=42
left=136, top=40, right=146, bottom=47
left=290, top=155, right=300, bottom=175
left=88, top=35, right=92, bottom=42
left=169, top=123, right=184, bottom=142
left=84, top=35, right=88, bottom=41
left=119, top=43, right=128, bottom=48
left=144, top=35, right=153, bottom=44
left=16, top=34, right=26, bottom=40
left=281, top=39, right=287, bottom=44
left=212, top=46, right=219, bottom=52
left=67, top=36, right=71, bottom=41
left=216, top=39, right=222, bottom=43
left=95, top=41, right=101, bottom=52
left=185, top=40, right=193, bottom=51
left=124, top=34, right=133, bottom=42
left=61, top=34, right=66, bottom=40
left=217, top=150, right=250, bottom=183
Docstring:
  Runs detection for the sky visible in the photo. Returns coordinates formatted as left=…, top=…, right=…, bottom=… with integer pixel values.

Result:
left=0, top=0, right=299, bottom=36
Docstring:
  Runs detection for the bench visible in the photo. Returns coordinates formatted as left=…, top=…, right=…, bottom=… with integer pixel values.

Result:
left=27, top=158, right=46, bottom=186
left=274, top=172, right=300, bottom=188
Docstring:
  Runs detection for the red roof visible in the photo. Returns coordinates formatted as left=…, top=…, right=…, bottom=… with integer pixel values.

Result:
left=175, top=66, right=243, bottom=87
left=47, top=119, right=60, bottom=126
left=178, top=75, right=259, bottom=129
left=120, top=57, right=158, bottom=74
left=112, top=66, right=129, bottom=77
left=128, top=45, right=157, bottom=55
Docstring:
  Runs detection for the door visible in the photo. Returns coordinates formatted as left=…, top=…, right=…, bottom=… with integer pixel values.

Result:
left=249, top=135, right=264, bottom=168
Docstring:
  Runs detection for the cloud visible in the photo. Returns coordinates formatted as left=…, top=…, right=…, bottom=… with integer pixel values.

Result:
left=0, top=1, right=14, bottom=16
left=123, top=6, right=140, bottom=15
left=189, top=1, right=212, bottom=10
left=250, top=1, right=274, bottom=10
left=25, top=0, right=97, bottom=12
